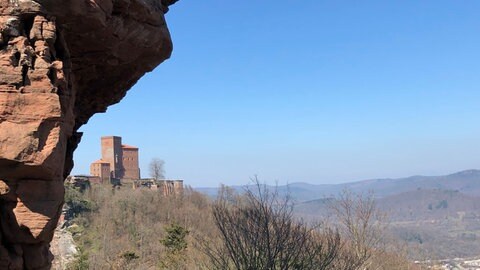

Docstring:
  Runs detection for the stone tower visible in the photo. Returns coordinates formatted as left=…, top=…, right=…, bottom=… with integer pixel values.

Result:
left=101, top=136, right=124, bottom=179
left=98, top=136, right=140, bottom=180
left=122, top=144, right=140, bottom=180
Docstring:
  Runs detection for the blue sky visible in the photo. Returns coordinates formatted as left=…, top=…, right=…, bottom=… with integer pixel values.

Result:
left=73, top=1, right=480, bottom=187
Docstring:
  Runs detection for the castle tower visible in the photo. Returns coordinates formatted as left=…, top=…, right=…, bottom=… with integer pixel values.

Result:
left=101, top=136, right=124, bottom=179
left=121, top=144, right=140, bottom=180
left=173, top=180, right=184, bottom=195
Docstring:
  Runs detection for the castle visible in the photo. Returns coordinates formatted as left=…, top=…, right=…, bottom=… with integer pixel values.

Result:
left=90, top=136, right=140, bottom=183
left=89, top=136, right=183, bottom=196
left=133, top=179, right=184, bottom=196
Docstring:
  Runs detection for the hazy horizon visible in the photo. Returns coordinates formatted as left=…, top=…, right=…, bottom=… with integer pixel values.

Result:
left=72, top=1, right=480, bottom=187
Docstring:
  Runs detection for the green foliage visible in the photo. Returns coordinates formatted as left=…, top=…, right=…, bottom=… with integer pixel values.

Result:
left=161, top=223, right=190, bottom=253
left=435, top=200, right=448, bottom=209
left=401, top=231, right=424, bottom=244
left=64, top=183, right=98, bottom=216
left=68, top=248, right=89, bottom=270
left=122, top=251, right=140, bottom=262
left=67, top=224, right=85, bottom=237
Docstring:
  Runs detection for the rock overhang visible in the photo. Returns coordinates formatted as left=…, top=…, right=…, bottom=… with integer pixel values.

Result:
left=0, top=0, right=177, bottom=268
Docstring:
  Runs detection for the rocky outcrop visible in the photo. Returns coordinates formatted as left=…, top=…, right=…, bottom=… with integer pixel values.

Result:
left=0, top=0, right=177, bottom=268
left=50, top=208, right=77, bottom=270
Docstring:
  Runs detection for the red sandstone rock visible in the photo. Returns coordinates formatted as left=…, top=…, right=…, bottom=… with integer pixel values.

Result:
left=0, top=0, right=176, bottom=268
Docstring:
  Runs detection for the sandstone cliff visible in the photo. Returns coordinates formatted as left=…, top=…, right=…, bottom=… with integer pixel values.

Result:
left=0, top=0, right=177, bottom=268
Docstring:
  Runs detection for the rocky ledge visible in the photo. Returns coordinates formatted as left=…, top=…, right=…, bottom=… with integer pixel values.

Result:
left=0, top=0, right=177, bottom=268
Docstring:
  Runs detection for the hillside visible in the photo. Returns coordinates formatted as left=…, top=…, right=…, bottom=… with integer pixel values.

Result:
left=293, top=188, right=480, bottom=260
left=294, top=188, right=480, bottom=222
left=63, top=184, right=417, bottom=269
left=377, top=188, right=480, bottom=221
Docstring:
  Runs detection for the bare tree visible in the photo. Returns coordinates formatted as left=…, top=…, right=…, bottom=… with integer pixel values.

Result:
left=149, top=158, right=165, bottom=180
left=204, top=178, right=341, bottom=270
left=330, top=190, right=386, bottom=270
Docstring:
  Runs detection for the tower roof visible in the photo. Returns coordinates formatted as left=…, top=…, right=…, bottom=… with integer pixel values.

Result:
left=122, top=144, right=138, bottom=150
left=92, top=159, right=110, bottom=164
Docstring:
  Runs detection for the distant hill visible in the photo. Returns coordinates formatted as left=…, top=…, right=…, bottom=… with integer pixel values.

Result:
left=195, top=169, right=480, bottom=202
left=292, top=188, right=480, bottom=260
left=294, top=188, right=480, bottom=222
left=196, top=170, right=480, bottom=260
left=294, top=187, right=480, bottom=260
left=377, top=188, right=480, bottom=221
left=346, top=169, right=480, bottom=198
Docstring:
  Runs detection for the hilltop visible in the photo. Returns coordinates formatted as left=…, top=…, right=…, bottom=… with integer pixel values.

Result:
left=196, top=169, right=480, bottom=201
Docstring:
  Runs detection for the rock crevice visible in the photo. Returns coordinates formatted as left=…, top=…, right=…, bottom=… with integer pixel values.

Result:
left=0, top=0, right=176, bottom=268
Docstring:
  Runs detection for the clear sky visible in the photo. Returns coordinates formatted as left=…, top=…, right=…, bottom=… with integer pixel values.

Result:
left=72, top=1, right=480, bottom=187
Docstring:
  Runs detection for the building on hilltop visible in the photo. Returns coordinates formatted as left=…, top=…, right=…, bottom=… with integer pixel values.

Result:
left=121, top=144, right=141, bottom=180
left=90, top=160, right=111, bottom=184
left=100, top=136, right=123, bottom=179
left=159, top=179, right=184, bottom=196
left=89, top=136, right=185, bottom=192
left=133, top=179, right=184, bottom=196
left=90, top=136, right=141, bottom=182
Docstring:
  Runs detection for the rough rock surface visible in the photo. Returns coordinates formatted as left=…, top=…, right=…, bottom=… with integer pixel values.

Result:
left=0, top=0, right=176, bottom=268
left=50, top=217, right=77, bottom=270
